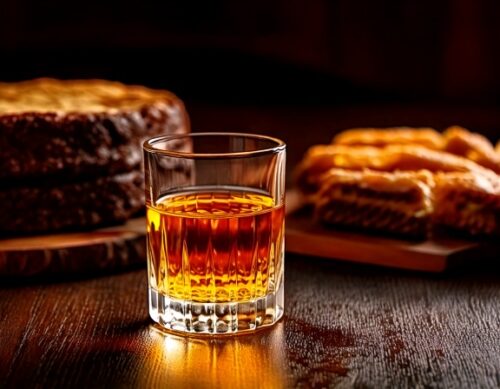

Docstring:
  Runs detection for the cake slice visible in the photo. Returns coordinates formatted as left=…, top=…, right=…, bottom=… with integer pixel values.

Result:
left=315, top=169, right=434, bottom=238
left=333, top=127, right=445, bottom=150
left=433, top=172, right=500, bottom=236
left=0, top=78, right=189, bottom=180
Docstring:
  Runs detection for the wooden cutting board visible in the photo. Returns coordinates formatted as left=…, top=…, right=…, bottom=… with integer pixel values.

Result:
left=0, top=218, right=146, bottom=277
left=285, top=191, right=499, bottom=272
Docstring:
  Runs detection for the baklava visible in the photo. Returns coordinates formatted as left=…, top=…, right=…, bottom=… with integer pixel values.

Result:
left=315, top=169, right=434, bottom=238
left=433, top=172, right=500, bottom=236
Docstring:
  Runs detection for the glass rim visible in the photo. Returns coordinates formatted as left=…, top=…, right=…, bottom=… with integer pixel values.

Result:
left=143, top=132, right=286, bottom=158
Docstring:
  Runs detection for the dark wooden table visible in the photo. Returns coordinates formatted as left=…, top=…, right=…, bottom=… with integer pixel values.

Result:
left=2, top=104, right=500, bottom=388
left=1, top=256, right=500, bottom=388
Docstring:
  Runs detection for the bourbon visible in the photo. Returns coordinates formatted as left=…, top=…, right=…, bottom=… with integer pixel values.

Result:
left=146, top=188, right=285, bottom=304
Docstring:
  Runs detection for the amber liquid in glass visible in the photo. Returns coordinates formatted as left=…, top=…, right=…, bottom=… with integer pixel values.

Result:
left=146, top=188, right=284, bottom=304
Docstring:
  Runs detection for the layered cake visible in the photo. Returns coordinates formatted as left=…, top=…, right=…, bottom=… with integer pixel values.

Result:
left=0, top=79, right=189, bottom=233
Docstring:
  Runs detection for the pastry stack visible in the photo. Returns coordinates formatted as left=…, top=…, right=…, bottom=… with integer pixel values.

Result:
left=295, top=126, right=500, bottom=238
left=0, top=79, right=189, bottom=234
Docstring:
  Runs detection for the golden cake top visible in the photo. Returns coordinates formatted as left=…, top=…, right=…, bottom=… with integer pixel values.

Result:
left=0, top=78, right=177, bottom=114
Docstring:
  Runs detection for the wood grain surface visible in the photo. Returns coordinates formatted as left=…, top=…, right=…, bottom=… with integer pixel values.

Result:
left=0, top=218, right=146, bottom=277
left=1, top=256, right=499, bottom=388
left=1, top=104, right=500, bottom=388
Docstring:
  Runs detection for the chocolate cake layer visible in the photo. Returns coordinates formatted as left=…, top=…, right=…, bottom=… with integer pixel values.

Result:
left=0, top=170, right=144, bottom=233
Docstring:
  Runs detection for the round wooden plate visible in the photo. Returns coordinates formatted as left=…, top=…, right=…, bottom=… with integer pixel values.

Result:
left=0, top=218, right=146, bottom=277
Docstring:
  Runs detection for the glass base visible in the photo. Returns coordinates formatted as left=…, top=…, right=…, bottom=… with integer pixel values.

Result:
left=149, top=285, right=284, bottom=335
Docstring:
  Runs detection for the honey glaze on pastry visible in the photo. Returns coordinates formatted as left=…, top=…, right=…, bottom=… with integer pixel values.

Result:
left=379, top=145, right=496, bottom=175
left=433, top=172, right=500, bottom=236
left=294, top=145, right=381, bottom=196
left=333, top=127, right=445, bottom=150
left=295, top=144, right=495, bottom=197
left=444, top=126, right=500, bottom=174
left=315, top=169, right=434, bottom=238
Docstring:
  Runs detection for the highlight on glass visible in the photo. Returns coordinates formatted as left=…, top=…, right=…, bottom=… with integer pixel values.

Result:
left=143, top=132, right=286, bottom=335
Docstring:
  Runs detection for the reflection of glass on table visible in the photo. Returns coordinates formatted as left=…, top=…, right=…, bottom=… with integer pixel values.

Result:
left=142, top=323, right=288, bottom=388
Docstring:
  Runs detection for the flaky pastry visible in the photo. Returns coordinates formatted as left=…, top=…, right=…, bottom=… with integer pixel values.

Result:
left=315, top=169, right=434, bottom=237
left=295, top=144, right=495, bottom=196
left=444, top=126, right=500, bottom=174
left=433, top=172, right=500, bottom=236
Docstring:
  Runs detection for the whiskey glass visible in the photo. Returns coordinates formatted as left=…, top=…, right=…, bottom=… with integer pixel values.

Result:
left=143, top=133, right=286, bottom=335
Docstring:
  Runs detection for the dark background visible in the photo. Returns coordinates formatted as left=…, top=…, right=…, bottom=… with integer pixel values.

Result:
left=1, top=0, right=500, bottom=143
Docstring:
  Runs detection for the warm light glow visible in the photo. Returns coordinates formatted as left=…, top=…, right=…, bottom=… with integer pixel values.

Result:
left=138, top=324, right=289, bottom=388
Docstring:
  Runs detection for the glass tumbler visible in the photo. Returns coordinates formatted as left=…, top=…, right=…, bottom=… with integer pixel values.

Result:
left=143, top=133, right=286, bottom=335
